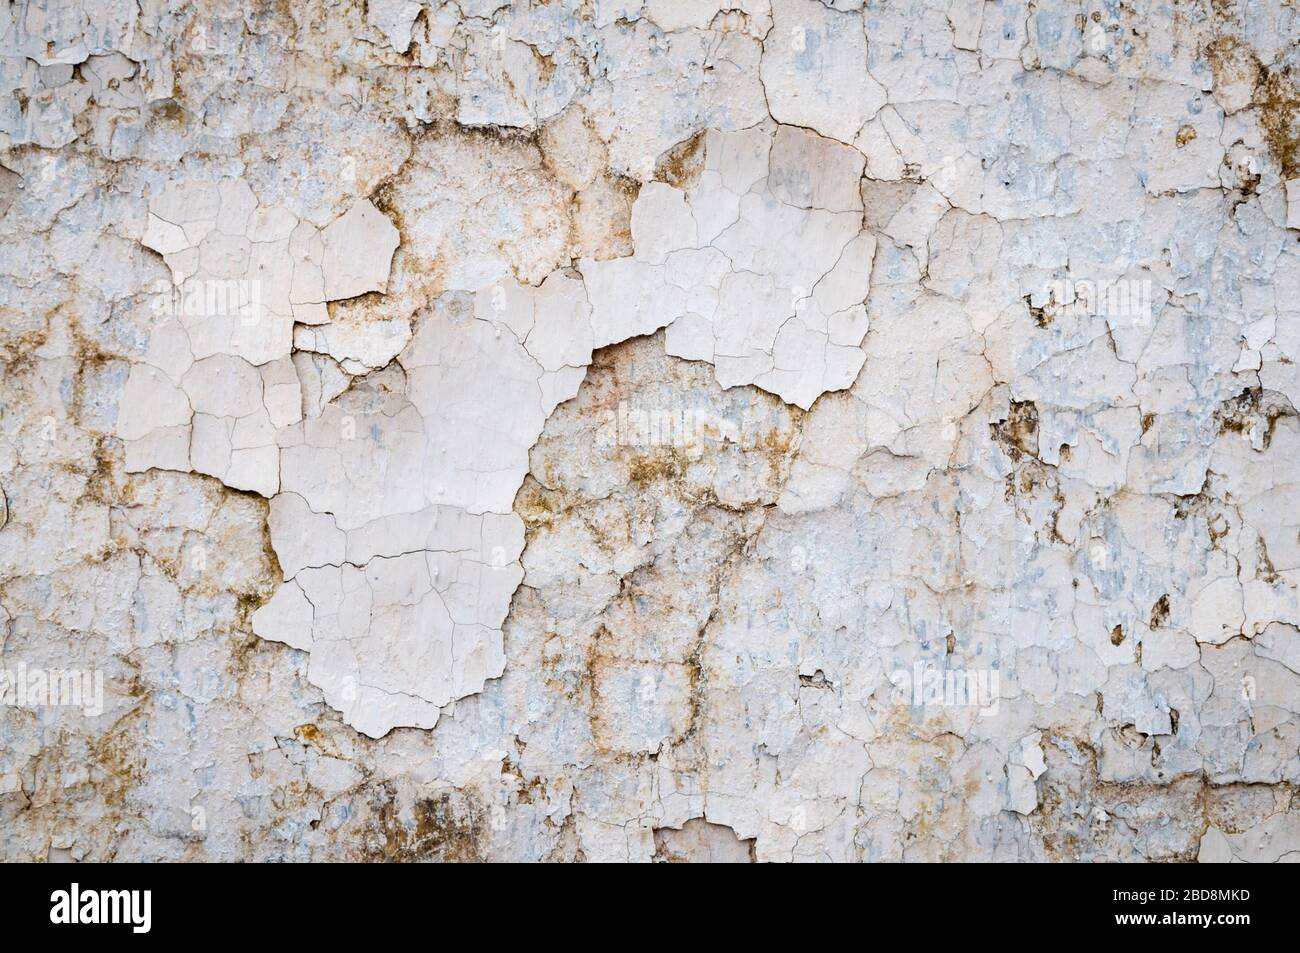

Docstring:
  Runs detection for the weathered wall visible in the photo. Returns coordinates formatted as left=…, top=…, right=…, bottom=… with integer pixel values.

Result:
left=1, top=0, right=1298, bottom=861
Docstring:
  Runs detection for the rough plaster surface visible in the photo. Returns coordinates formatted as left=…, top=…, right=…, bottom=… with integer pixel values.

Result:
left=1, top=0, right=1299, bottom=862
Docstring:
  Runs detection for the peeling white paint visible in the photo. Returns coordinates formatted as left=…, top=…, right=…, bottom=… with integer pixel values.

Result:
left=2, top=0, right=1300, bottom=863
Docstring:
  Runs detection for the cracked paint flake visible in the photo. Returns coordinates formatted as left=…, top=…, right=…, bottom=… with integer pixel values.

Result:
left=1, top=0, right=1300, bottom=863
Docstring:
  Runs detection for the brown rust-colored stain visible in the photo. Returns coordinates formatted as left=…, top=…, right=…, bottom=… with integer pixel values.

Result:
left=499, top=756, right=547, bottom=807
left=513, top=476, right=590, bottom=550
left=627, top=451, right=684, bottom=487
left=529, top=46, right=557, bottom=84
left=1198, top=5, right=1298, bottom=182
left=1217, top=386, right=1297, bottom=450
left=656, top=131, right=707, bottom=190
left=0, top=327, right=49, bottom=374
left=151, top=100, right=188, bottom=125
left=757, top=424, right=798, bottom=456
left=1256, top=534, right=1280, bottom=583
left=294, top=723, right=324, bottom=746
left=544, top=811, right=588, bottom=862
left=1150, top=593, right=1171, bottom=628
left=515, top=477, right=562, bottom=530
left=1110, top=624, right=1125, bottom=646
left=59, top=435, right=130, bottom=510
left=1255, top=63, right=1300, bottom=179
left=991, top=399, right=1040, bottom=461
left=366, top=785, right=487, bottom=862
left=1023, top=293, right=1051, bottom=328
left=1205, top=35, right=1262, bottom=100
left=88, top=702, right=151, bottom=812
